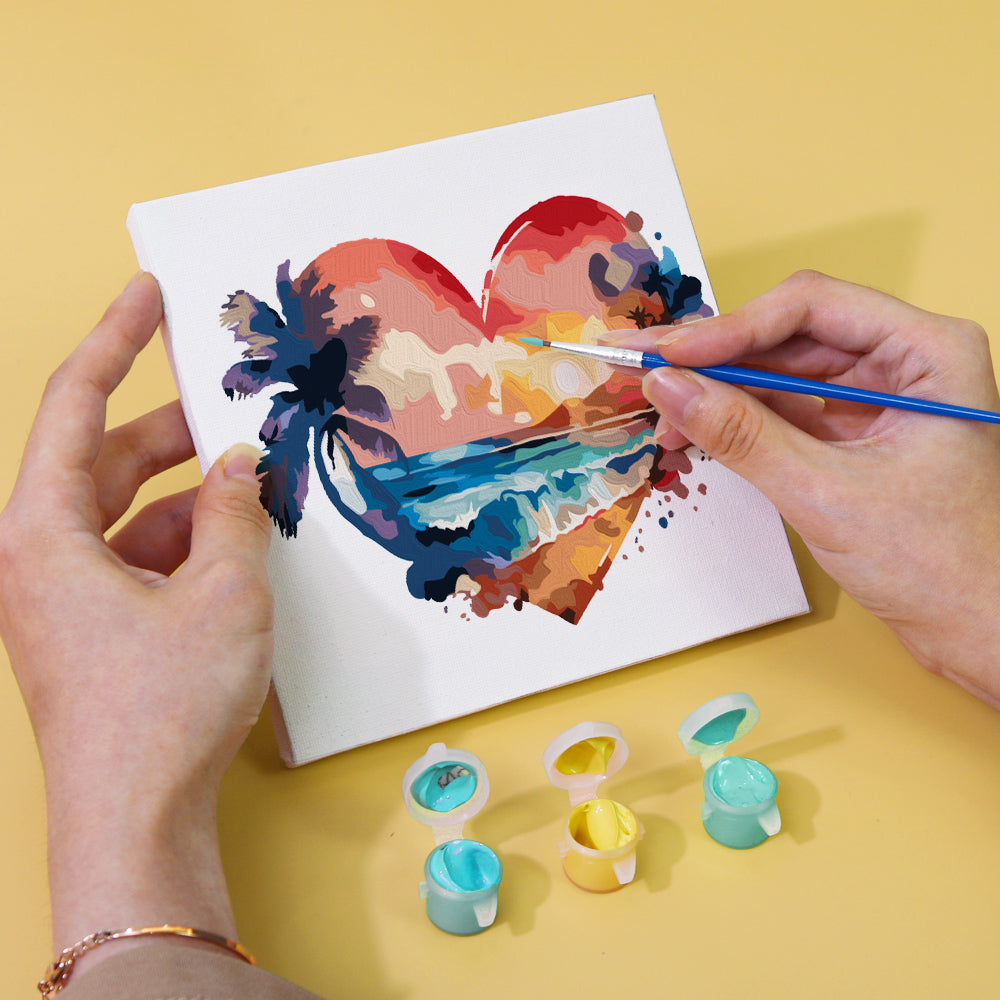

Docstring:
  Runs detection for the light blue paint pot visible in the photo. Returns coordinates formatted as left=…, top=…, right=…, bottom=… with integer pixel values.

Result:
left=678, top=694, right=781, bottom=849
left=402, top=743, right=501, bottom=935
left=423, top=839, right=503, bottom=935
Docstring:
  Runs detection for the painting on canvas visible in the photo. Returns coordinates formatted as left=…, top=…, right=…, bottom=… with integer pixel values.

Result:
left=218, top=196, right=712, bottom=621
left=128, top=97, right=807, bottom=764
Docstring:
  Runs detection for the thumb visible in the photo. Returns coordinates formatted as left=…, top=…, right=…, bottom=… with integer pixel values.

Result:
left=184, top=443, right=273, bottom=576
left=642, top=366, right=823, bottom=512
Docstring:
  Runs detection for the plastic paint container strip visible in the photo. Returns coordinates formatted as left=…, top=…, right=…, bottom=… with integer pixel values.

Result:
left=403, top=743, right=502, bottom=934
left=677, top=693, right=781, bottom=850
left=543, top=722, right=643, bottom=892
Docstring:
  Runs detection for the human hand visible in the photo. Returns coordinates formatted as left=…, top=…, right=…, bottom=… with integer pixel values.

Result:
left=0, top=273, right=274, bottom=955
left=629, top=270, right=1000, bottom=709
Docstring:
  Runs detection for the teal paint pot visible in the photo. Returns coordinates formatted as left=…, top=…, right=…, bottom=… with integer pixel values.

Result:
left=403, top=743, right=502, bottom=934
left=422, top=839, right=502, bottom=935
left=678, top=694, right=781, bottom=849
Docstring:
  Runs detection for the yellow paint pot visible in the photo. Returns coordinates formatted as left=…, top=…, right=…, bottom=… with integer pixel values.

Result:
left=562, top=797, right=641, bottom=892
left=543, top=722, right=643, bottom=892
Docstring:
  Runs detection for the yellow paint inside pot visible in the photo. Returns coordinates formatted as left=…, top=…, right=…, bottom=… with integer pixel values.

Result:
left=554, top=736, right=617, bottom=776
left=567, top=798, right=638, bottom=851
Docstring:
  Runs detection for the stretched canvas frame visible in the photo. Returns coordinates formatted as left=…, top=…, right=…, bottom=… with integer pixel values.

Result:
left=128, top=96, right=807, bottom=765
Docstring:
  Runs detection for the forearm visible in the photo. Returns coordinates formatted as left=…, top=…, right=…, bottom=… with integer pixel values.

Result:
left=831, top=489, right=1000, bottom=710
left=45, top=764, right=237, bottom=973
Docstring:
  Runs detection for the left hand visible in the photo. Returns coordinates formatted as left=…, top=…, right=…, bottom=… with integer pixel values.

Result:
left=0, top=272, right=275, bottom=955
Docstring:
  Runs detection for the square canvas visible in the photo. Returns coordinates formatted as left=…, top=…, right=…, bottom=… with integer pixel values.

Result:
left=128, top=95, right=808, bottom=766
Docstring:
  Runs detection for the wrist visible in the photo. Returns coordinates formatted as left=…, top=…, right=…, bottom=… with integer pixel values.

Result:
left=43, top=761, right=236, bottom=969
left=40, top=926, right=256, bottom=998
left=894, top=607, right=1000, bottom=710
left=885, top=558, right=1000, bottom=710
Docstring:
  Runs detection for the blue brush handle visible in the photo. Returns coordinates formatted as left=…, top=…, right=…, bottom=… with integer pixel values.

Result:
left=641, top=353, right=1000, bottom=425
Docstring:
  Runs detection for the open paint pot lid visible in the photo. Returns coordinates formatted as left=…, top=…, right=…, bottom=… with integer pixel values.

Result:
left=542, top=721, right=629, bottom=808
left=677, top=692, right=761, bottom=770
left=403, top=743, right=491, bottom=845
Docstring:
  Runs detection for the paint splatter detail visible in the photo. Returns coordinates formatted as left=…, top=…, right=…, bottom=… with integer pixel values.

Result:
left=221, top=196, right=712, bottom=622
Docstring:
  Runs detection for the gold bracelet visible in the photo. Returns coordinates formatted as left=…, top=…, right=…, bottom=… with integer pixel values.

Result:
left=39, top=924, right=256, bottom=997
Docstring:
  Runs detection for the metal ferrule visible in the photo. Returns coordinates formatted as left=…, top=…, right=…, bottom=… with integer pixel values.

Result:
left=548, top=340, right=646, bottom=369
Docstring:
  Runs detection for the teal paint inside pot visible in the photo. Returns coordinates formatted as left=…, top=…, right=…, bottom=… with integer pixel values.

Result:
left=427, top=840, right=502, bottom=893
left=711, top=756, right=777, bottom=807
left=410, top=762, right=477, bottom=813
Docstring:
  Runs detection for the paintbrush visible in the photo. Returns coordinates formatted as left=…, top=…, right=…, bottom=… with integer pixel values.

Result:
left=515, top=336, right=1000, bottom=425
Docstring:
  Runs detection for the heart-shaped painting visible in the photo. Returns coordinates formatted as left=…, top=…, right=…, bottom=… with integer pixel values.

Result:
left=220, top=196, right=712, bottom=622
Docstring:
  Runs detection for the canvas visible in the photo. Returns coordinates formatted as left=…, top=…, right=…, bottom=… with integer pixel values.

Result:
left=128, top=96, right=808, bottom=765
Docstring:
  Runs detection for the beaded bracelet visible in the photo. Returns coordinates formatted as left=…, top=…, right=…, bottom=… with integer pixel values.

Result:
left=39, top=924, right=256, bottom=997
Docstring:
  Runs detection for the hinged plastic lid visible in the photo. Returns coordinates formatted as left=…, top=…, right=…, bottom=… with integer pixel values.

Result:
left=403, top=743, right=491, bottom=844
left=678, top=693, right=760, bottom=769
left=542, top=721, right=628, bottom=808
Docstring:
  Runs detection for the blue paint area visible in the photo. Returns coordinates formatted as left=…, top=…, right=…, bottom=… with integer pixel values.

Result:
left=658, top=245, right=681, bottom=282
left=639, top=257, right=705, bottom=322
left=315, top=422, right=658, bottom=602
left=275, top=260, right=305, bottom=334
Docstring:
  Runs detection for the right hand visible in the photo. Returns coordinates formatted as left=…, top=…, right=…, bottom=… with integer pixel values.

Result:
left=630, top=270, right=1000, bottom=709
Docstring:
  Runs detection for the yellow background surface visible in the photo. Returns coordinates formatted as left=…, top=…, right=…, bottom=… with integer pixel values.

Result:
left=2, top=2, right=998, bottom=997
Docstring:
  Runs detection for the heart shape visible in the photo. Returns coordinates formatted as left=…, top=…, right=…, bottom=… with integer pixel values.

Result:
left=220, top=196, right=711, bottom=622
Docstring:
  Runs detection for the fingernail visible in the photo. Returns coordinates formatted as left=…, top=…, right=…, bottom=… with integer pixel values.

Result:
left=652, top=414, right=675, bottom=440
left=656, top=315, right=708, bottom=352
left=222, top=443, right=264, bottom=481
left=123, top=270, right=150, bottom=292
left=655, top=330, right=689, bottom=352
left=642, top=368, right=704, bottom=424
left=599, top=328, right=660, bottom=349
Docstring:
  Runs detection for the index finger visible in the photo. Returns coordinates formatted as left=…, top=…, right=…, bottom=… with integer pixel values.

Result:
left=17, top=273, right=163, bottom=495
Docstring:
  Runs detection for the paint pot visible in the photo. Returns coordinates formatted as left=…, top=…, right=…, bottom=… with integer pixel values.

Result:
left=402, top=743, right=502, bottom=935
left=542, top=722, right=643, bottom=892
left=677, top=693, right=780, bottom=849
